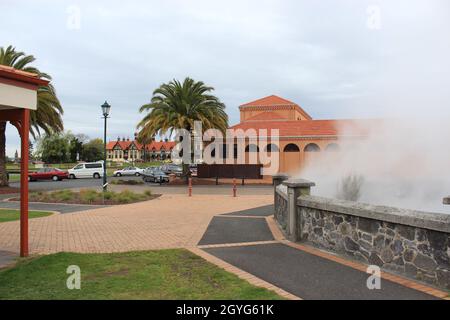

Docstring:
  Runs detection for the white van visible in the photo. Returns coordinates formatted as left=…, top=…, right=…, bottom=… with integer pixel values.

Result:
left=68, top=162, right=104, bottom=179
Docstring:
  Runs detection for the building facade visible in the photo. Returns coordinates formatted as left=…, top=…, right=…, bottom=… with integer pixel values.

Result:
left=106, top=138, right=176, bottom=162
left=230, top=95, right=368, bottom=174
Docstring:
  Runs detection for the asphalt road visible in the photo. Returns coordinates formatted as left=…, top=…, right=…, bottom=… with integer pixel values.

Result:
left=10, top=176, right=273, bottom=195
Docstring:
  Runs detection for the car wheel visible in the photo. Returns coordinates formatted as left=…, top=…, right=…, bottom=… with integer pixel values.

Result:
left=52, top=176, right=59, bottom=182
left=28, top=176, right=32, bottom=182
left=116, top=173, right=122, bottom=177
left=135, top=172, right=140, bottom=176
left=69, top=174, right=76, bottom=179
left=93, top=173, right=100, bottom=179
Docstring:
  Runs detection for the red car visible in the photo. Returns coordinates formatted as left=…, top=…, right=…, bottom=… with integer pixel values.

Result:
left=28, top=168, right=69, bottom=182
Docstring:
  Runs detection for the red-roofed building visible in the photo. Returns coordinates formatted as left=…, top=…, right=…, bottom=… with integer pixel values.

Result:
left=228, top=95, right=371, bottom=174
left=106, top=137, right=176, bottom=162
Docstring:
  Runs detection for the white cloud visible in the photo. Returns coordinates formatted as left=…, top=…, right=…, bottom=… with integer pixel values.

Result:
left=1, top=0, right=449, bottom=156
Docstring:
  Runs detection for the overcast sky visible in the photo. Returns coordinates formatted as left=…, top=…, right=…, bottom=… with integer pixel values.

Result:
left=1, top=0, right=449, bottom=156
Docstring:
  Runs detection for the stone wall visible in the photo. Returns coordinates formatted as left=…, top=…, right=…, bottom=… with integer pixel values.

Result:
left=275, top=186, right=288, bottom=233
left=274, top=177, right=450, bottom=290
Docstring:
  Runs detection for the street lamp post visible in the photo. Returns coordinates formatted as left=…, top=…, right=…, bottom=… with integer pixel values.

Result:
left=101, top=101, right=111, bottom=192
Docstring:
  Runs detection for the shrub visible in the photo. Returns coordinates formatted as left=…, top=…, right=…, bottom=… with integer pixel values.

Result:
left=144, top=190, right=152, bottom=197
left=336, top=173, right=364, bottom=202
left=103, top=191, right=114, bottom=200
left=79, top=189, right=101, bottom=204
left=111, top=179, right=144, bottom=186
left=52, top=190, right=75, bottom=201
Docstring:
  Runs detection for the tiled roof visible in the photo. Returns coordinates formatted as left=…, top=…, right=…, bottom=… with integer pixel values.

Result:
left=106, top=140, right=176, bottom=151
left=146, top=141, right=177, bottom=151
left=240, top=95, right=312, bottom=120
left=245, top=111, right=288, bottom=122
left=240, top=95, right=297, bottom=107
left=0, top=64, right=49, bottom=86
left=230, top=119, right=373, bottom=137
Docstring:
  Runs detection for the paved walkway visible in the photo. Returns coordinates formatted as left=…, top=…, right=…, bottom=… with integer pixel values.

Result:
left=0, top=194, right=273, bottom=255
left=197, top=206, right=448, bottom=300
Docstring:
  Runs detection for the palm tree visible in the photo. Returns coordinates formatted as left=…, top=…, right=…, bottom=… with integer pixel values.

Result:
left=0, top=45, right=63, bottom=186
left=137, top=78, right=228, bottom=178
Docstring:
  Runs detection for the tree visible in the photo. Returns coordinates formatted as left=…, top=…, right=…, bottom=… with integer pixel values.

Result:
left=35, top=133, right=71, bottom=164
left=0, top=45, right=63, bottom=186
left=137, top=78, right=228, bottom=178
left=69, top=136, right=83, bottom=162
left=81, top=139, right=104, bottom=162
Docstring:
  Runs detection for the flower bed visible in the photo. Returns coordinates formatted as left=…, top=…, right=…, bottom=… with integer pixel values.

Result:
left=13, top=189, right=158, bottom=205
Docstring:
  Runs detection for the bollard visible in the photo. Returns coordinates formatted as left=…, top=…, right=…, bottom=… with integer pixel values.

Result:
left=188, top=177, right=192, bottom=197
left=233, top=178, right=237, bottom=197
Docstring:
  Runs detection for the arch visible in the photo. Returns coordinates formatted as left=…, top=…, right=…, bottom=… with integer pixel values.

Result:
left=304, top=143, right=320, bottom=152
left=245, top=144, right=260, bottom=152
left=325, top=143, right=340, bottom=152
left=265, top=144, right=279, bottom=153
left=283, top=143, right=300, bottom=152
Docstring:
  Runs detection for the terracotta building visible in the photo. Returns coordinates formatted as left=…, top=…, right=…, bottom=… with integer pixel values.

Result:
left=230, top=95, right=368, bottom=174
left=106, top=137, right=176, bottom=162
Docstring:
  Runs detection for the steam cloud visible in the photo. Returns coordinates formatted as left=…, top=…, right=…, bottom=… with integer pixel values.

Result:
left=297, top=118, right=450, bottom=214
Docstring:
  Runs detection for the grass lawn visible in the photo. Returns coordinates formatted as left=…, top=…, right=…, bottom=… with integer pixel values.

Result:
left=7, top=174, right=20, bottom=183
left=0, top=209, right=53, bottom=223
left=0, top=249, right=282, bottom=300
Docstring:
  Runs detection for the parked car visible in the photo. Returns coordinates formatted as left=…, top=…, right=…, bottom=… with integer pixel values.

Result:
left=142, top=168, right=169, bottom=183
left=28, top=168, right=69, bottom=182
left=161, top=164, right=183, bottom=176
left=113, top=167, right=144, bottom=177
left=68, top=162, right=104, bottom=179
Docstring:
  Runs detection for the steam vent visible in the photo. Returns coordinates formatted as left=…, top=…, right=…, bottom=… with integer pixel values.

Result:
left=444, top=196, right=450, bottom=205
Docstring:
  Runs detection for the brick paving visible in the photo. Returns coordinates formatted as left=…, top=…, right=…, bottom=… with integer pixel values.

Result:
left=0, top=194, right=273, bottom=255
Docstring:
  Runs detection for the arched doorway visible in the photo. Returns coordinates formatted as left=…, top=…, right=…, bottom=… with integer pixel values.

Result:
left=282, top=143, right=301, bottom=173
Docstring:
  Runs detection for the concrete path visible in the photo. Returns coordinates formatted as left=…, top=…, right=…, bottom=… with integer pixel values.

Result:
left=199, top=206, right=444, bottom=300
left=0, top=194, right=273, bottom=255
left=0, top=200, right=108, bottom=214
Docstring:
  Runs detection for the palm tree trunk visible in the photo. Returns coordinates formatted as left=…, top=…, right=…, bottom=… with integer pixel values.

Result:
left=0, top=122, right=8, bottom=187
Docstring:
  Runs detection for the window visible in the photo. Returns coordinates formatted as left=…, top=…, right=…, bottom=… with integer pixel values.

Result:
left=245, top=144, right=259, bottom=152
left=304, top=143, right=320, bottom=152
left=85, top=163, right=102, bottom=169
left=283, top=144, right=300, bottom=152
left=265, top=144, right=279, bottom=153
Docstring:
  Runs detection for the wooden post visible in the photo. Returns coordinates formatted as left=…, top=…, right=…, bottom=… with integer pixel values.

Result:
left=188, top=177, right=192, bottom=197
left=20, top=109, right=29, bottom=257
